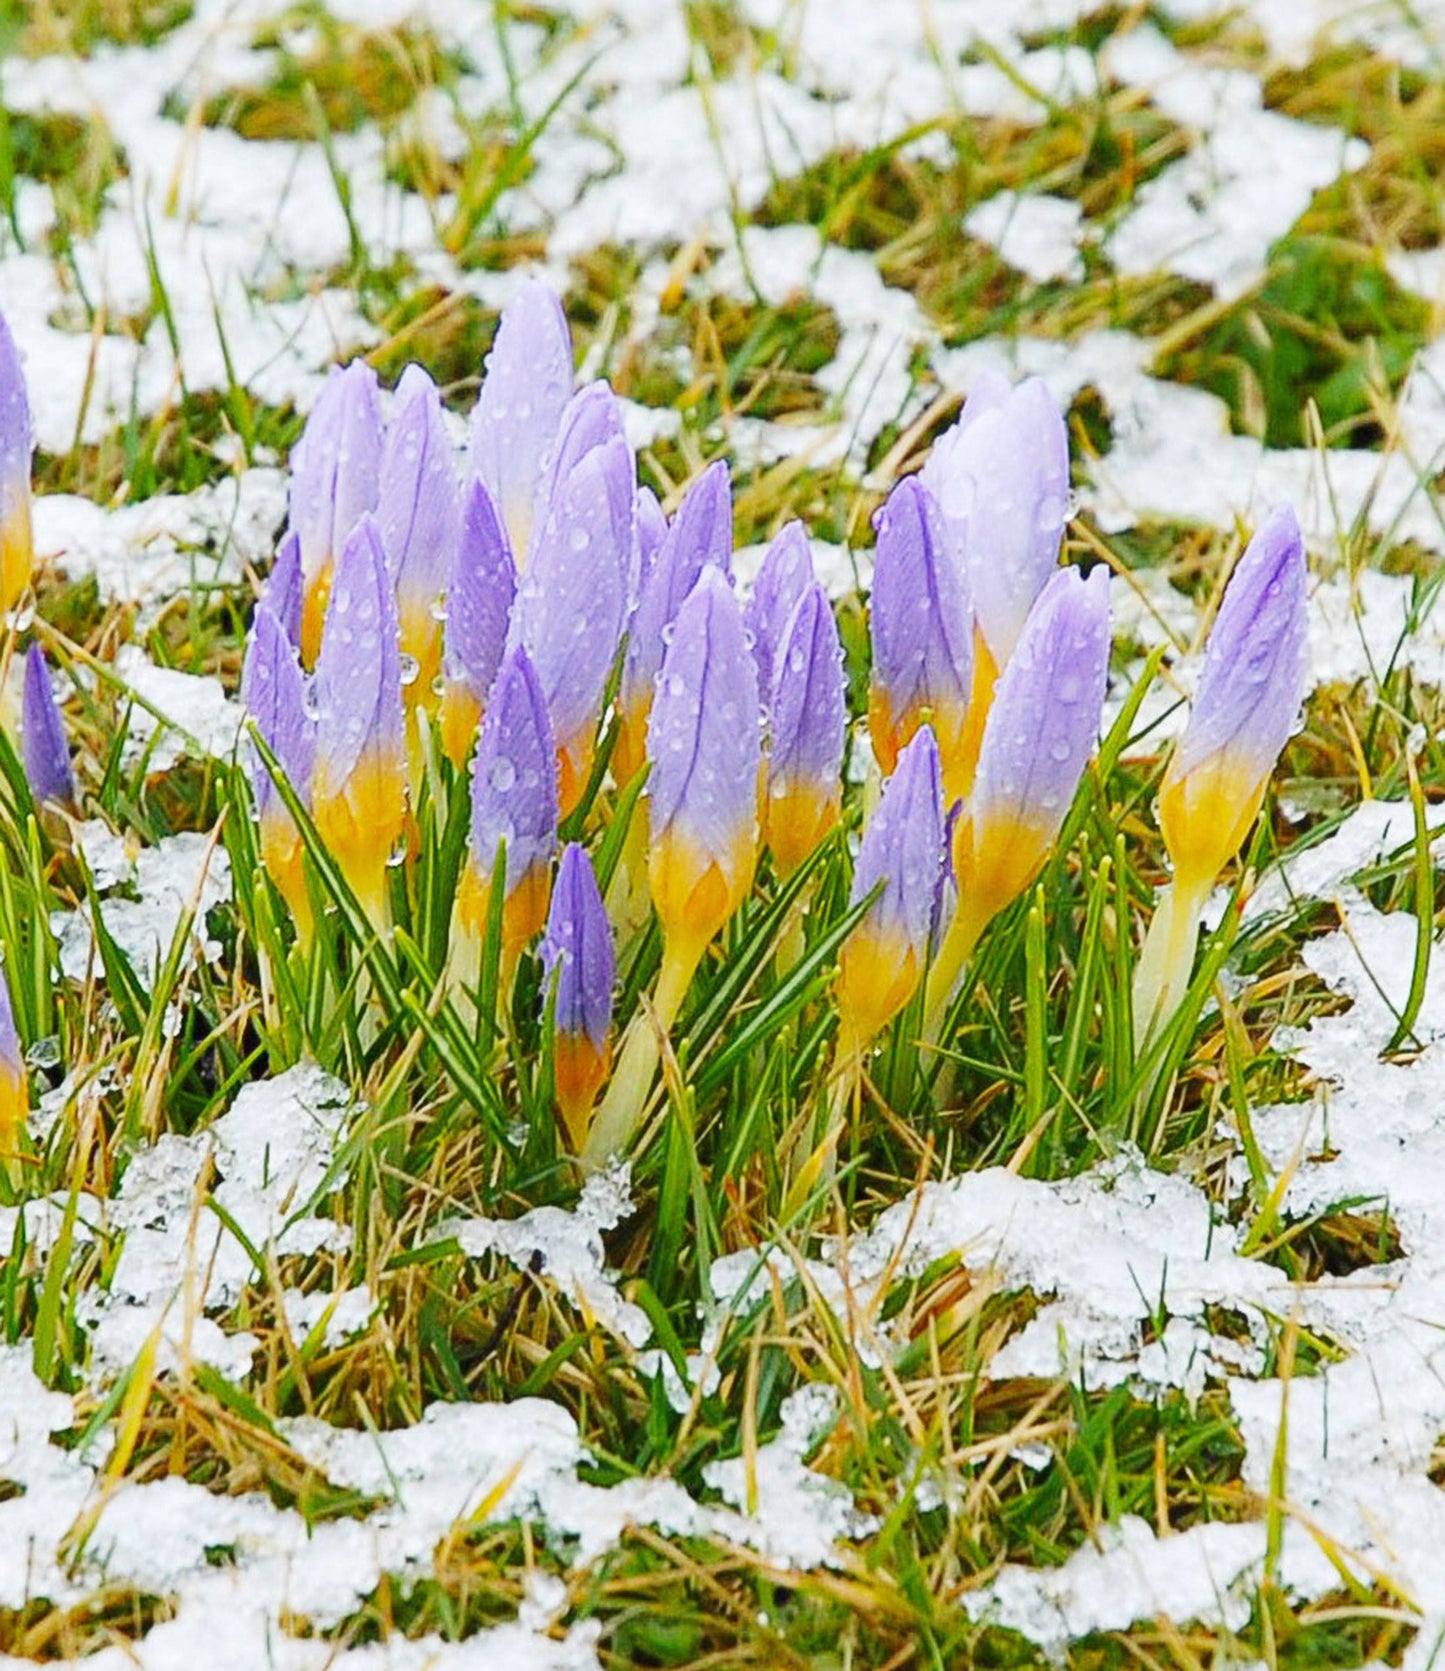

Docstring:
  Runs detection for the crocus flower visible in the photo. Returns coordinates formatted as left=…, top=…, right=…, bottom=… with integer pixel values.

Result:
left=1158, top=507, right=1309, bottom=899
left=837, top=724, right=946, bottom=1053
left=1135, top=508, right=1309, bottom=1047
left=288, top=360, right=383, bottom=665
left=868, top=477, right=975, bottom=800
left=507, top=385, right=633, bottom=816
left=440, top=478, right=515, bottom=770
left=745, top=520, right=815, bottom=720
left=243, top=606, right=317, bottom=941
left=920, top=371, right=1069, bottom=675
left=261, top=530, right=304, bottom=648
left=454, top=644, right=559, bottom=965
left=633, top=485, right=667, bottom=599
left=614, top=460, right=733, bottom=786
left=0, top=307, right=33, bottom=617
left=950, top=565, right=1110, bottom=955
left=469, top=281, right=573, bottom=564
left=0, top=965, right=24, bottom=1157
left=542, top=843, right=616, bottom=1149
left=377, top=364, right=463, bottom=702
left=21, top=645, right=75, bottom=807
left=765, top=583, right=845, bottom=877
left=310, top=515, right=406, bottom=930
left=646, top=565, right=761, bottom=962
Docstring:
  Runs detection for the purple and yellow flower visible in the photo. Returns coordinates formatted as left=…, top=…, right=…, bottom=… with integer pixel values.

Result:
left=310, top=514, right=406, bottom=930
left=745, top=520, right=815, bottom=722
left=646, top=565, right=761, bottom=965
left=542, top=843, right=616, bottom=1150
left=837, top=724, right=946, bottom=1053
left=440, top=478, right=516, bottom=770
left=868, top=477, right=975, bottom=799
left=507, top=384, right=633, bottom=816
left=1157, top=507, right=1309, bottom=899
left=454, top=644, right=559, bottom=965
left=0, top=964, right=24, bottom=1158
left=377, top=364, right=463, bottom=705
left=262, top=530, right=304, bottom=648
left=470, top=282, right=573, bottom=566
left=242, top=605, right=317, bottom=941
left=0, top=306, right=34, bottom=617
left=22, top=644, right=75, bottom=808
left=633, top=485, right=667, bottom=600
left=614, top=460, right=733, bottom=786
left=288, top=360, right=383, bottom=666
left=765, top=582, right=845, bottom=877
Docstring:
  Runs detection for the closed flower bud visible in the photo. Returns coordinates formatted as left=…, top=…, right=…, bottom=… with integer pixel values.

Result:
left=0, top=965, right=24, bottom=1157
left=615, top=460, right=732, bottom=786
left=242, top=607, right=317, bottom=939
left=647, top=566, right=761, bottom=957
left=470, top=281, right=574, bottom=565
left=868, top=477, right=975, bottom=800
left=542, top=843, right=616, bottom=1148
left=456, top=644, right=559, bottom=962
left=838, top=724, right=946, bottom=1050
left=765, top=583, right=845, bottom=877
left=289, top=360, right=383, bottom=665
left=745, top=520, right=815, bottom=723
left=21, top=644, right=75, bottom=808
left=0, top=307, right=33, bottom=617
left=440, top=478, right=515, bottom=770
left=311, top=515, right=406, bottom=928
left=261, top=530, right=304, bottom=648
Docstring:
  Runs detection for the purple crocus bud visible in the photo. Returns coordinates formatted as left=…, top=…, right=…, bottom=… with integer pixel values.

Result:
left=0, top=307, right=33, bottom=617
left=508, top=388, right=633, bottom=816
left=542, top=842, right=616, bottom=1148
left=261, top=529, right=304, bottom=648
left=921, top=372, right=1069, bottom=677
left=0, top=963, right=24, bottom=1156
left=868, top=476, right=974, bottom=799
left=1159, top=506, right=1309, bottom=898
left=469, top=281, right=573, bottom=564
left=745, top=521, right=814, bottom=720
left=242, top=607, right=317, bottom=939
left=837, top=724, right=946, bottom=1051
left=647, top=566, right=761, bottom=958
left=456, top=644, right=559, bottom=961
left=765, top=583, right=845, bottom=877
left=378, top=364, right=463, bottom=699
left=311, top=514, right=406, bottom=928
left=634, top=485, right=668, bottom=599
left=21, top=645, right=75, bottom=807
left=440, top=478, right=515, bottom=770
left=614, top=460, right=733, bottom=785
left=288, top=360, right=383, bottom=665
left=955, top=566, right=1111, bottom=943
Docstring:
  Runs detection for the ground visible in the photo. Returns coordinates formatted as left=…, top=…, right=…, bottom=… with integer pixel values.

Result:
left=3, top=0, right=1445, bottom=1668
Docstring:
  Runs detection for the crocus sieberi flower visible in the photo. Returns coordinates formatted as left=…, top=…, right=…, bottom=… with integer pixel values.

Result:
left=614, top=460, right=733, bottom=786
left=0, top=964, right=24, bottom=1159
left=583, top=566, right=761, bottom=1168
left=454, top=644, right=559, bottom=970
left=542, top=843, right=616, bottom=1150
left=765, top=582, right=845, bottom=877
left=1135, top=508, right=1309, bottom=1045
left=377, top=364, right=463, bottom=703
left=243, top=606, right=317, bottom=942
left=288, top=360, right=383, bottom=665
left=470, top=281, right=574, bottom=564
left=440, top=478, right=515, bottom=770
left=507, top=384, right=633, bottom=816
left=868, top=476, right=974, bottom=800
left=926, top=565, right=1111, bottom=1025
left=920, top=371, right=1069, bottom=677
left=262, top=530, right=304, bottom=648
left=310, top=515, right=406, bottom=931
left=633, top=485, right=667, bottom=598
left=0, top=307, right=32, bottom=618
left=21, top=645, right=75, bottom=808
left=836, top=723, right=946, bottom=1056
left=745, top=520, right=815, bottom=723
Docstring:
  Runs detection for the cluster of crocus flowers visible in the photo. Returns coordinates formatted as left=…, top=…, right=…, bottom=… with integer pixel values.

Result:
left=1133, top=508, right=1309, bottom=1046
